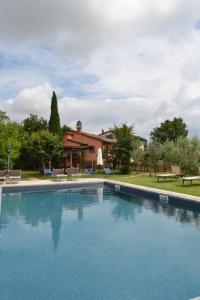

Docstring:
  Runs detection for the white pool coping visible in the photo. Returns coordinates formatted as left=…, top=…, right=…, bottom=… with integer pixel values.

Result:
left=106, top=179, right=200, bottom=203
left=0, top=178, right=200, bottom=203
left=0, top=178, right=105, bottom=196
left=1, top=178, right=104, bottom=187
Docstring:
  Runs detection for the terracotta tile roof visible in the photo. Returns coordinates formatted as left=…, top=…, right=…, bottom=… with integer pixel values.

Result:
left=63, top=138, right=94, bottom=150
left=99, top=130, right=146, bottom=142
left=70, top=130, right=116, bottom=143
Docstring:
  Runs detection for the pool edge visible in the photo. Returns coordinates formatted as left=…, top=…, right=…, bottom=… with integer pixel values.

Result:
left=104, top=179, right=200, bottom=210
left=1, top=178, right=200, bottom=208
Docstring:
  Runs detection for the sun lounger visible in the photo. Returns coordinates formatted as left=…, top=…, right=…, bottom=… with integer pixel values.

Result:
left=156, top=166, right=181, bottom=182
left=44, top=169, right=53, bottom=176
left=103, top=168, right=112, bottom=175
left=0, top=170, right=7, bottom=182
left=85, top=168, right=96, bottom=175
left=182, top=176, right=200, bottom=186
left=7, top=170, right=21, bottom=183
left=67, top=168, right=82, bottom=180
left=52, top=169, right=67, bottom=181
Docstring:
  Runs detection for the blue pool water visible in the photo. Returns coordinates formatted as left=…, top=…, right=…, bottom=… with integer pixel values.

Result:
left=0, top=185, right=200, bottom=300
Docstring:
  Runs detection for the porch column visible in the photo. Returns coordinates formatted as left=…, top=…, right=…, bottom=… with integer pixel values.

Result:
left=70, top=150, right=73, bottom=168
left=91, top=149, right=94, bottom=169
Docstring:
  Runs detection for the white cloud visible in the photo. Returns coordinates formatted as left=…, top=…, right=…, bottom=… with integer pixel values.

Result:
left=0, top=0, right=200, bottom=139
left=1, top=83, right=200, bottom=139
left=2, top=83, right=53, bottom=117
left=0, top=0, right=200, bottom=57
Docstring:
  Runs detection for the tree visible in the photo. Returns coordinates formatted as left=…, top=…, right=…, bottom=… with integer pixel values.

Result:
left=173, top=137, right=200, bottom=174
left=0, top=110, right=9, bottom=124
left=150, top=117, right=188, bottom=144
left=146, top=141, right=162, bottom=175
left=0, top=120, right=23, bottom=169
left=111, top=123, right=135, bottom=174
left=132, top=146, right=144, bottom=173
left=49, top=91, right=61, bottom=135
left=161, top=140, right=178, bottom=166
left=0, top=111, right=9, bottom=165
left=161, top=137, right=200, bottom=175
left=25, top=130, right=62, bottom=169
left=23, top=114, right=48, bottom=133
left=61, top=124, right=71, bottom=134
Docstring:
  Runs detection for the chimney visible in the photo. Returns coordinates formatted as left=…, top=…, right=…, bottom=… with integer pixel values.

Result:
left=76, top=120, right=82, bottom=132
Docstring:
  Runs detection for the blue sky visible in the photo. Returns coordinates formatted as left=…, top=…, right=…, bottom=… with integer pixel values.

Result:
left=0, top=0, right=200, bottom=138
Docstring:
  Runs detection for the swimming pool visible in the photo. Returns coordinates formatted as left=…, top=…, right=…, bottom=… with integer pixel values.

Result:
left=0, top=184, right=200, bottom=300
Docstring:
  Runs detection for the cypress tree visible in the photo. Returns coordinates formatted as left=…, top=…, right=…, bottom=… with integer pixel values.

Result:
left=49, top=91, right=61, bottom=135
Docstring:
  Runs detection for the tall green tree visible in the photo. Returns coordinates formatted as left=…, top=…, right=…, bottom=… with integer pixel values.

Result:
left=61, top=124, right=71, bottom=134
left=0, top=116, right=23, bottom=169
left=49, top=91, right=61, bottom=135
left=24, top=130, right=62, bottom=169
left=111, top=123, right=135, bottom=174
left=161, top=140, right=178, bottom=165
left=161, top=137, right=200, bottom=175
left=147, top=142, right=161, bottom=164
left=23, top=114, right=48, bottom=133
left=0, top=110, right=9, bottom=124
left=150, top=117, right=188, bottom=144
left=132, top=148, right=144, bottom=173
left=145, top=141, right=162, bottom=174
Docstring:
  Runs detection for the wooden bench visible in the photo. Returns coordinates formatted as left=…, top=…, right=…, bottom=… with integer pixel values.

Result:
left=156, top=166, right=181, bottom=182
left=182, top=176, right=200, bottom=186
left=157, top=173, right=179, bottom=182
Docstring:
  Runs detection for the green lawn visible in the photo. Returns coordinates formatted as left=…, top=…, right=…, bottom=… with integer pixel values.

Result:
left=103, top=173, right=200, bottom=197
left=21, top=170, right=48, bottom=180
left=85, top=171, right=200, bottom=197
left=21, top=170, right=200, bottom=197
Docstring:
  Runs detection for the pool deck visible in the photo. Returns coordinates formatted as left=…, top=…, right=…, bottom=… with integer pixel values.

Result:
left=0, top=178, right=105, bottom=195
left=0, top=178, right=200, bottom=203
left=107, top=179, right=200, bottom=203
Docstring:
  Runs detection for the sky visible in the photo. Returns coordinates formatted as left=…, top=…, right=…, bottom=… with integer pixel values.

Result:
left=0, top=0, right=200, bottom=138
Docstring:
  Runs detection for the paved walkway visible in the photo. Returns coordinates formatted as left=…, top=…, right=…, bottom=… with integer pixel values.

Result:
left=1, top=177, right=104, bottom=186
left=1, top=177, right=199, bottom=203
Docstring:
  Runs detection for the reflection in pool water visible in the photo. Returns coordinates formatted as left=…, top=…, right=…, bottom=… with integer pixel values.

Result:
left=0, top=186, right=200, bottom=300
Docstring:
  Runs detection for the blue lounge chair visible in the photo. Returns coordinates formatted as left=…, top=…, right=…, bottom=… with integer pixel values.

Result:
left=103, top=168, right=112, bottom=175
left=44, top=169, right=53, bottom=176
left=85, top=168, right=96, bottom=175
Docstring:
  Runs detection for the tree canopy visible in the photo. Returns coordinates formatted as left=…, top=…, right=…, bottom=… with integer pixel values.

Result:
left=161, top=137, right=200, bottom=174
left=61, top=124, right=71, bottom=134
left=0, top=118, right=23, bottom=169
left=150, top=117, right=188, bottom=144
left=111, top=123, right=135, bottom=174
left=0, top=103, right=70, bottom=170
left=23, top=114, right=48, bottom=133
left=25, top=130, right=62, bottom=169
left=49, top=91, right=61, bottom=135
left=0, top=110, right=9, bottom=125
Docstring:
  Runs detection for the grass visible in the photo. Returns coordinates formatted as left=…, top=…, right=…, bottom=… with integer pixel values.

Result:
left=103, top=173, right=200, bottom=197
left=21, top=170, right=200, bottom=197
left=21, top=170, right=48, bottom=180
left=84, top=171, right=200, bottom=197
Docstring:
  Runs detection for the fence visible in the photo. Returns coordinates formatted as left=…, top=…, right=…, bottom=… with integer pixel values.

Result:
left=131, top=164, right=169, bottom=173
